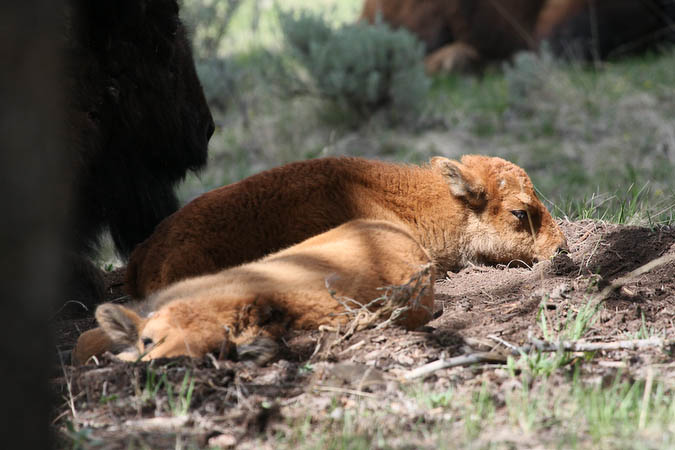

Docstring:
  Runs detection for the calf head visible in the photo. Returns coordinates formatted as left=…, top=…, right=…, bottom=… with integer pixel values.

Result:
left=94, top=302, right=222, bottom=361
left=92, top=300, right=279, bottom=364
left=432, top=155, right=566, bottom=266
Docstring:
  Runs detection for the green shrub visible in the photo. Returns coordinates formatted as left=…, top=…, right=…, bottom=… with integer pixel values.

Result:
left=181, top=0, right=247, bottom=112
left=279, top=10, right=430, bottom=122
left=502, top=48, right=557, bottom=113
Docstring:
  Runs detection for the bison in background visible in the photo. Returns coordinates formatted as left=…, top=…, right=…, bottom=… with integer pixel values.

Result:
left=536, top=0, right=675, bottom=60
left=360, top=0, right=675, bottom=73
left=64, top=0, right=214, bottom=310
left=361, top=0, right=547, bottom=73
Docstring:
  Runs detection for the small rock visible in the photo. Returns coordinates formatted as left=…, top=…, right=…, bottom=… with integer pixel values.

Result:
left=330, top=407, right=344, bottom=420
left=208, top=434, right=237, bottom=449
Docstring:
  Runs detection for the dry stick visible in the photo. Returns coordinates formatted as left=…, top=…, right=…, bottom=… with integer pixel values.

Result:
left=405, top=253, right=675, bottom=381
left=122, top=416, right=189, bottom=432
left=404, top=353, right=507, bottom=381
left=405, top=337, right=672, bottom=381
left=525, top=209, right=544, bottom=285
left=56, top=348, right=78, bottom=422
left=639, top=367, right=655, bottom=430
left=321, top=264, right=433, bottom=356
left=521, top=336, right=670, bottom=353
left=594, top=252, right=675, bottom=305
left=312, top=385, right=379, bottom=399
left=339, top=340, right=366, bottom=356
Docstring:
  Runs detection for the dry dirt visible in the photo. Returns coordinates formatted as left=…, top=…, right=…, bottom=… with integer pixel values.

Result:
left=51, top=220, right=675, bottom=448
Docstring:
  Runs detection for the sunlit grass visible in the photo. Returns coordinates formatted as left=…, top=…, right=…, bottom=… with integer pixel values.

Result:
left=264, top=373, right=675, bottom=450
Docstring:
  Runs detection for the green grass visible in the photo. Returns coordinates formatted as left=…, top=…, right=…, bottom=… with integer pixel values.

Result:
left=140, top=367, right=195, bottom=417
left=263, top=373, right=675, bottom=450
left=503, top=295, right=602, bottom=378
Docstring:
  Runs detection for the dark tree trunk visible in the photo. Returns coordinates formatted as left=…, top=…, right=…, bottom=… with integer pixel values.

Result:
left=0, top=1, right=65, bottom=448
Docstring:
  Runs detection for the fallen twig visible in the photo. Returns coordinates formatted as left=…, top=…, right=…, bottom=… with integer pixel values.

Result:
left=639, top=367, right=654, bottom=430
left=311, top=385, right=379, bottom=399
left=328, top=263, right=434, bottom=332
left=320, top=264, right=434, bottom=355
left=403, top=352, right=507, bottom=381
left=121, top=416, right=189, bottom=432
left=487, top=334, right=519, bottom=351
left=339, top=340, right=366, bottom=356
left=56, top=347, right=78, bottom=422
left=595, top=252, right=675, bottom=304
left=404, top=337, right=672, bottom=381
left=519, top=336, right=671, bottom=353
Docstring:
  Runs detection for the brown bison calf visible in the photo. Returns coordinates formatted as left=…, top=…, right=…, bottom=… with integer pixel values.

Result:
left=74, top=220, right=435, bottom=364
left=126, top=155, right=566, bottom=298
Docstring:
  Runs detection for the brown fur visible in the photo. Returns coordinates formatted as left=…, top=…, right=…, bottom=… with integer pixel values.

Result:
left=360, top=0, right=547, bottom=73
left=73, top=220, right=435, bottom=364
left=126, top=155, right=566, bottom=299
left=361, top=0, right=675, bottom=73
left=536, top=0, right=675, bottom=60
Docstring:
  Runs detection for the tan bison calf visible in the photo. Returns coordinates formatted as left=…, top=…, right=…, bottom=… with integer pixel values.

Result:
left=73, top=220, right=435, bottom=364
left=126, top=155, right=566, bottom=298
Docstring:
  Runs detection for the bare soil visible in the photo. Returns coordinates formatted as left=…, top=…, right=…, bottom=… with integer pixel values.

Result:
left=52, top=220, right=675, bottom=448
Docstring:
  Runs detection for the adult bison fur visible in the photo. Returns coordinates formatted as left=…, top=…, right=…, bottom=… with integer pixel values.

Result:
left=360, top=0, right=675, bottom=73
left=64, top=0, right=214, bottom=308
left=125, top=155, right=567, bottom=298
left=73, top=220, right=435, bottom=365
left=360, top=0, right=548, bottom=73
left=535, top=0, right=675, bottom=61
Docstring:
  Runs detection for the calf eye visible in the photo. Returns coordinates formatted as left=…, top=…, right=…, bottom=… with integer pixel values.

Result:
left=141, top=337, right=154, bottom=349
left=511, top=210, right=527, bottom=221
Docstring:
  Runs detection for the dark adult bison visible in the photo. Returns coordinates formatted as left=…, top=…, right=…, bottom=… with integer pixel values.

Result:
left=536, top=0, right=675, bottom=61
left=65, top=0, right=215, bottom=310
left=360, top=0, right=675, bottom=73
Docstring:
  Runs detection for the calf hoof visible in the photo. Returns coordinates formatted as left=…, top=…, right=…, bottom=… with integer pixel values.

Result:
left=236, top=336, right=279, bottom=366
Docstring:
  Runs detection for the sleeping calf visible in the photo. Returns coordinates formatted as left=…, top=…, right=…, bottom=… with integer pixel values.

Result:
left=73, top=220, right=435, bottom=364
left=126, top=155, right=567, bottom=298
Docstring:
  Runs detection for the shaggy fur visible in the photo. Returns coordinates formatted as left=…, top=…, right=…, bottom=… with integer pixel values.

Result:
left=535, top=0, right=675, bottom=60
left=64, top=0, right=214, bottom=307
left=73, top=220, right=435, bottom=364
left=125, top=155, right=567, bottom=298
left=360, top=0, right=547, bottom=73
left=360, top=0, right=675, bottom=73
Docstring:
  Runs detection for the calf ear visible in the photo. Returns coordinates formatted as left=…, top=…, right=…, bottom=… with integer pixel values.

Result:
left=95, top=303, right=142, bottom=346
left=431, top=157, right=486, bottom=208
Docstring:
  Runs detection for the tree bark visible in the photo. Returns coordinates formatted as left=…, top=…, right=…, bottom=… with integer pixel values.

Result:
left=0, top=1, right=65, bottom=448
